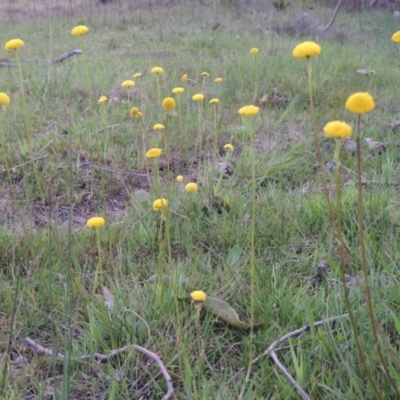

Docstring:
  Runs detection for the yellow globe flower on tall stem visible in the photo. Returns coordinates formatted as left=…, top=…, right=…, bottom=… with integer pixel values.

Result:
left=346, top=91, right=377, bottom=338
left=121, top=80, right=135, bottom=107
left=151, top=66, right=164, bottom=104
left=192, top=94, right=205, bottom=174
left=4, top=38, right=31, bottom=152
left=87, top=216, right=106, bottom=290
left=249, top=47, right=260, bottom=101
left=323, top=120, right=352, bottom=234
left=71, top=25, right=96, bottom=149
left=238, top=104, right=259, bottom=383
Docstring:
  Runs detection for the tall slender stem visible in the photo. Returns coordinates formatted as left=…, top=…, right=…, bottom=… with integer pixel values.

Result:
left=355, top=115, right=400, bottom=396
left=306, top=58, right=381, bottom=397
left=15, top=51, right=31, bottom=153
left=245, top=118, right=257, bottom=383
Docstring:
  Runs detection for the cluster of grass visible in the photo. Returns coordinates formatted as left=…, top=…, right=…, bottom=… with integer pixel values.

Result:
left=1, top=2, right=400, bottom=399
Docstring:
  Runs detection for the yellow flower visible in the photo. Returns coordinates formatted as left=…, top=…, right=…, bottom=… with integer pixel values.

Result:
left=181, top=74, right=188, bottom=82
left=98, top=95, right=107, bottom=103
left=214, top=77, right=223, bottom=82
left=71, top=25, right=89, bottom=36
left=200, top=72, right=209, bottom=77
left=122, top=80, right=135, bottom=88
left=192, top=94, right=204, bottom=102
left=250, top=48, right=259, bottom=54
left=209, top=98, right=219, bottom=104
left=172, top=87, right=184, bottom=95
left=152, top=198, right=168, bottom=211
left=323, top=121, right=352, bottom=140
left=238, top=105, right=259, bottom=117
left=190, top=290, right=207, bottom=302
left=132, top=72, right=142, bottom=78
left=153, top=123, right=165, bottom=130
left=130, top=107, right=141, bottom=117
left=162, top=97, right=176, bottom=110
left=392, top=31, right=400, bottom=43
left=223, top=143, right=234, bottom=152
left=0, top=93, right=10, bottom=107
left=345, top=92, right=375, bottom=114
left=5, top=39, right=24, bottom=51
left=146, top=148, right=162, bottom=158
left=151, top=66, right=164, bottom=74
left=292, top=41, right=321, bottom=58
left=185, top=182, right=198, bottom=192
left=86, top=217, right=105, bottom=229
left=176, top=175, right=183, bottom=182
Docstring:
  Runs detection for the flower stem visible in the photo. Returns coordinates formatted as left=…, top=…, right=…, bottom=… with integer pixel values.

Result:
left=93, top=229, right=103, bottom=292
left=334, top=139, right=342, bottom=233
left=210, top=103, right=219, bottom=195
left=197, top=101, right=203, bottom=175
left=355, top=115, right=400, bottom=396
left=305, top=58, right=381, bottom=396
left=15, top=51, right=31, bottom=153
left=245, top=117, right=257, bottom=383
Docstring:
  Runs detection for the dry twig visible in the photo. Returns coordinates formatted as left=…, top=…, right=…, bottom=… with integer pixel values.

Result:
left=24, top=337, right=174, bottom=400
left=51, top=49, right=83, bottom=64
left=227, top=314, right=348, bottom=396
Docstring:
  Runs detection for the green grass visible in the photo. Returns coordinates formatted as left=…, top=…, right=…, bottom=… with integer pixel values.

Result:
left=1, top=1, right=400, bottom=399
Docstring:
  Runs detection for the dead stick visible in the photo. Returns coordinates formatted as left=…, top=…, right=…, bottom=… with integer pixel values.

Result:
left=51, top=49, right=83, bottom=64
left=252, top=313, right=348, bottom=364
left=270, top=350, right=311, bottom=400
left=24, top=337, right=174, bottom=400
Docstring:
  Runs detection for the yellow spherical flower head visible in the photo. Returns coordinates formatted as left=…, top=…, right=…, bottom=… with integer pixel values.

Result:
left=98, top=95, right=107, bottom=103
left=5, top=39, right=24, bottom=51
left=162, top=97, right=176, bottom=111
left=132, top=72, right=142, bottom=78
left=209, top=98, right=219, bottom=104
left=345, top=92, right=375, bottom=114
left=130, top=107, right=142, bottom=118
left=172, top=87, right=184, bottom=95
left=223, top=143, right=234, bottom=152
left=323, top=121, right=352, bottom=140
left=185, top=182, right=198, bottom=192
left=122, top=80, right=135, bottom=88
left=250, top=47, right=259, bottom=54
left=71, top=25, right=89, bottom=36
left=292, top=41, right=321, bottom=58
left=238, top=105, right=259, bottom=117
left=200, top=72, right=209, bottom=77
left=181, top=74, right=188, bottom=82
left=146, top=148, right=162, bottom=158
left=192, top=94, right=204, bottom=102
left=152, top=198, right=168, bottom=212
left=392, top=31, right=400, bottom=43
left=151, top=66, right=164, bottom=74
left=153, top=123, right=165, bottom=130
left=190, top=290, right=207, bottom=302
left=214, top=77, right=223, bottom=83
left=86, top=217, right=105, bottom=229
left=176, top=175, right=183, bottom=182
left=0, top=93, right=11, bottom=107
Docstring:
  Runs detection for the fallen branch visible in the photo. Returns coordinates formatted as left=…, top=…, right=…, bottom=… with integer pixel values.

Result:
left=24, top=337, right=174, bottom=400
left=318, top=0, right=344, bottom=33
left=252, top=313, right=348, bottom=364
left=51, top=49, right=83, bottom=64
left=227, top=314, right=348, bottom=394
left=270, top=350, right=311, bottom=400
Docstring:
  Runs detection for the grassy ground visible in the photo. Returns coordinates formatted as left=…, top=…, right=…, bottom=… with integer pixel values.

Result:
left=1, top=1, right=400, bottom=399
